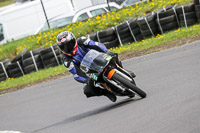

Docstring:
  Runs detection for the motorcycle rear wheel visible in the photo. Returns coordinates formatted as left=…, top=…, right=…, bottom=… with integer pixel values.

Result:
left=112, top=73, right=146, bottom=98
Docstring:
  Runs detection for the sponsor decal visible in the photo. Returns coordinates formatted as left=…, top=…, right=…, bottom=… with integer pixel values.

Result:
left=105, top=56, right=112, bottom=61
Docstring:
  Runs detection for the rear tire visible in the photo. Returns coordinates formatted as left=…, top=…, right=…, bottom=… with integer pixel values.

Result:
left=112, top=73, right=146, bottom=98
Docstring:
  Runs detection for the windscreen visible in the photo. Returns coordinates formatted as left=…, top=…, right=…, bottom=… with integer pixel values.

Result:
left=80, top=50, right=110, bottom=73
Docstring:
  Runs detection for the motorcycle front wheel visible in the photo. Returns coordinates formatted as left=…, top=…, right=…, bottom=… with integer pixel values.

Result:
left=112, top=73, right=146, bottom=98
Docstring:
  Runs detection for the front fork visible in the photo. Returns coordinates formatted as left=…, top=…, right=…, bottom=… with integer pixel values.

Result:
left=93, top=68, right=127, bottom=93
left=94, top=61, right=135, bottom=93
left=103, top=66, right=134, bottom=93
left=116, top=64, right=135, bottom=81
left=112, top=55, right=135, bottom=80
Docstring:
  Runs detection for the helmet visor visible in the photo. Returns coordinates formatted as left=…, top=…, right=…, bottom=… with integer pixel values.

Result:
left=59, top=38, right=76, bottom=54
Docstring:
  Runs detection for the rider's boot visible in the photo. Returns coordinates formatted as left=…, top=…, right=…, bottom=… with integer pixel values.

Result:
left=102, top=90, right=117, bottom=102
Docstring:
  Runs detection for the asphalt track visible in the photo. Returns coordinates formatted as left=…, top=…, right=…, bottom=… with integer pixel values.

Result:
left=0, top=42, right=200, bottom=133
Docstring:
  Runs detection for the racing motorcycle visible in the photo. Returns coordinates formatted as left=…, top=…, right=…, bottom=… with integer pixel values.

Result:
left=80, top=50, right=146, bottom=99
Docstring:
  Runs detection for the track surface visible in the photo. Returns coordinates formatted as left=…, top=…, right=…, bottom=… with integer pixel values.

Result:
left=0, top=42, right=200, bottom=133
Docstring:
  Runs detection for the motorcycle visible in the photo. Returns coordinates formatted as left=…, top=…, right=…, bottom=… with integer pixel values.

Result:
left=80, top=50, right=146, bottom=99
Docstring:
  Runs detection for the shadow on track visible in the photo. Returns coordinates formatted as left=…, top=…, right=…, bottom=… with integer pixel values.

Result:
left=33, top=98, right=142, bottom=133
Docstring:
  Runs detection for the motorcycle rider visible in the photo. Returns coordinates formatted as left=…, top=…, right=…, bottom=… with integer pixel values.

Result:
left=57, top=31, right=135, bottom=102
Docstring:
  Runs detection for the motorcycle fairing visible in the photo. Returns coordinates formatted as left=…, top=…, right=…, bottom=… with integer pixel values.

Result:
left=80, top=50, right=112, bottom=75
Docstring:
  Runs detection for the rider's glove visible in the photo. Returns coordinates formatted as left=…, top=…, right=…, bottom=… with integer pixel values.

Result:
left=77, top=36, right=90, bottom=45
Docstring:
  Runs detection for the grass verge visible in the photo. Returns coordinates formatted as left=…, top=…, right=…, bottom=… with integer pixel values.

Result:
left=0, top=24, right=200, bottom=95
left=0, top=0, right=14, bottom=7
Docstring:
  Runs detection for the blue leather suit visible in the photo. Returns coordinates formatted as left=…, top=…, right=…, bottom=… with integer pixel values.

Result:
left=63, top=38, right=107, bottom=83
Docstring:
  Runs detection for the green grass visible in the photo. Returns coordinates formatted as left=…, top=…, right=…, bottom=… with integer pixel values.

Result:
left=0, top=0, right=14, bottom=7
left=1, top=24, right=200, bottom=92
left=0, top=65, right=67, bottom=90
left=0, top=0, right=193, bottom=61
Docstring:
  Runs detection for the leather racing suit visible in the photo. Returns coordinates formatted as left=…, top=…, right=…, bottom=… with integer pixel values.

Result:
left=63, top=37, right=110, bottom=97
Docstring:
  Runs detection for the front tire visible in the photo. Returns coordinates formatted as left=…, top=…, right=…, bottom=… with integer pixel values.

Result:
left=112, top=73, right=146, bottom=98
